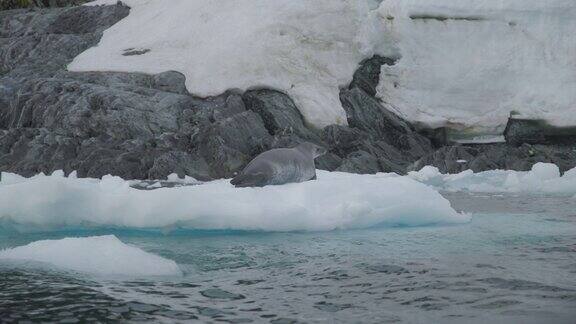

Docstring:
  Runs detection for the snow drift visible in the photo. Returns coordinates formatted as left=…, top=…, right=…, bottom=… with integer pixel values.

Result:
left=0, top=235, right=181, bottom=276
left=409, top=163, right=576, bottom=195
left=71, top=0, right=388, bottom=128
left=70, top=0, right=576, bottom=136
left=377, top=0, right=576, bottom=135
left=0, top=171, right=468, bottom=232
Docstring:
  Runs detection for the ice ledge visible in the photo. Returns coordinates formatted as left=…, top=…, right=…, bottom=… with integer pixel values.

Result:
left=0, top=170, right=468, bottom=233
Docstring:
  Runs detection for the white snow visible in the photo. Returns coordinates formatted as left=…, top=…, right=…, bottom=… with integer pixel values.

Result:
left=71, top=0, right=389, bottom=128
left=454, top=136, right=506, bottom=145
left=377, top=0, right=576, bottom=134
left=409, top=163, right=576, bottom=195
left=0, top=170, right=468, bottom=232
left=70, top=0, right=576, bottom=134
left=0, top=235, right=181, bottom=276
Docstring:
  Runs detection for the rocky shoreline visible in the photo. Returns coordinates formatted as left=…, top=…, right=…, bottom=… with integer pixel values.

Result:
left=1, top=3, right=575, bottom=181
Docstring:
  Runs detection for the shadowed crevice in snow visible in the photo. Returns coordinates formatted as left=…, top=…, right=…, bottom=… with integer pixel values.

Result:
left=409, top=14, right=486, bottom=22
left=122, top=48, right=151, bottom=56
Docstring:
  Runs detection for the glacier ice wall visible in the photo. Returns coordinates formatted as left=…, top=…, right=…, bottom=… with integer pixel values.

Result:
left=377, top=0, right=576, bottom=134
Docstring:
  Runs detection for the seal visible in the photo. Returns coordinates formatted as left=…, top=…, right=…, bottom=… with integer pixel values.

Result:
left=230, top=142, right=327, bottom=188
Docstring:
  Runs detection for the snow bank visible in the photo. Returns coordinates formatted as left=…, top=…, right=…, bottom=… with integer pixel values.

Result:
left=377, top=0, right=576, bottom=134
left=71, top=0, right=388, bottom=128
left=70, top=0, right=576, bottom=134
left=0, top=235, right=181, bottom=276
left=409, top=163, right=576, bottom=195
left=0, top=171, right=468, bottom=232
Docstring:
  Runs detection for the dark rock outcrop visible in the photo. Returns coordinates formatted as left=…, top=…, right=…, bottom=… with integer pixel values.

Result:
left=1, top=4, right=573, bottom=181
left=340, top=87, right=431, bottom=159
left=349, top=55, right=396, bottom=97
left=0, top=5, right=210, bottom=179
left=412, top=143, right=576, bottom=174
left=0, top=4, right=437, bottom=180
left=504, top=117, right=576, bottom=146
left=242, top=89, right=320, bottom=143
left=336, top=150, right=381, bottom=174
left=0, top=5, right=289, bottom=179
left=410, top=117, right=576, bottom=174
left=324, top=59, right=434, bottom=174
left=1, top=0, right=89, bottom=10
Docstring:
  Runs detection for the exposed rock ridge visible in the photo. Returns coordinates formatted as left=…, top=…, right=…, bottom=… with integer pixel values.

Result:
left=0, top=4, right=574, bottom=180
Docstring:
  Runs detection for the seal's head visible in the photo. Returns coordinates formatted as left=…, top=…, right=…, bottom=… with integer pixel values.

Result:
left=296, top=142, right=327, bottom=159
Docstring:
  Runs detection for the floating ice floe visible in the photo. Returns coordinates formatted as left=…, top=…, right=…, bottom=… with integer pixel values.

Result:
left=409, top=163, right=576, bottom=195
left=0, top=170, right=468, bottom=232
left=0, top=235, right=181, bottom=276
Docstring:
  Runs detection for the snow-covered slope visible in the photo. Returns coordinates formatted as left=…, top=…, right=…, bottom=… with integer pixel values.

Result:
left=377, top=0, right=576, bottom=135
left=71, top=0, right=576, bottom=134
left=71, top=0, right=388, bottom=128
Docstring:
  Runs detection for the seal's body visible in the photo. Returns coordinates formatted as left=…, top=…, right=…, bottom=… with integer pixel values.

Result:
left=230, top=142, right=327, bottom=188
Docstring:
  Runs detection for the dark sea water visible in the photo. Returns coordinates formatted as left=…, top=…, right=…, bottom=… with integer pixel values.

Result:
left=1, top=193, right=575, bottom=323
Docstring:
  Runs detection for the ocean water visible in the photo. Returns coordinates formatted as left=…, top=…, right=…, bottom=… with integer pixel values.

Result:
left=1, top=192, right=575, bottom=323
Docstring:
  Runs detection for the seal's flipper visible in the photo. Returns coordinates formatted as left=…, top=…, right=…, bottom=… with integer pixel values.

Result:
left=230, top=172, right=269, bottom=188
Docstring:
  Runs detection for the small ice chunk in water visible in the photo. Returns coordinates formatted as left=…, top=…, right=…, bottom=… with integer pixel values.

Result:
left=409, top=163, right=576, bottom=195
left=0, top=235, right=181, bottom=276
left=528, top=162, right=561, bottom=180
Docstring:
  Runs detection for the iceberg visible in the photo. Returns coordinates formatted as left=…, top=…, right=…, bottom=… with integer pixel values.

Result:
left=409, top=163, right=576, bottom=195
left=0, top=235, right=181, bottom=276
left=0, top=170, right=468, bottom=232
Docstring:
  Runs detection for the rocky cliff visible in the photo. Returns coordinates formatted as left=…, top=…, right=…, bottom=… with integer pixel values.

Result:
left=0, top=3, right=574, bottom=180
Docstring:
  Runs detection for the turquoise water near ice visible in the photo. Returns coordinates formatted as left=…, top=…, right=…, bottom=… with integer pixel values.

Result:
left=1, top=192, right=575, bottom=323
